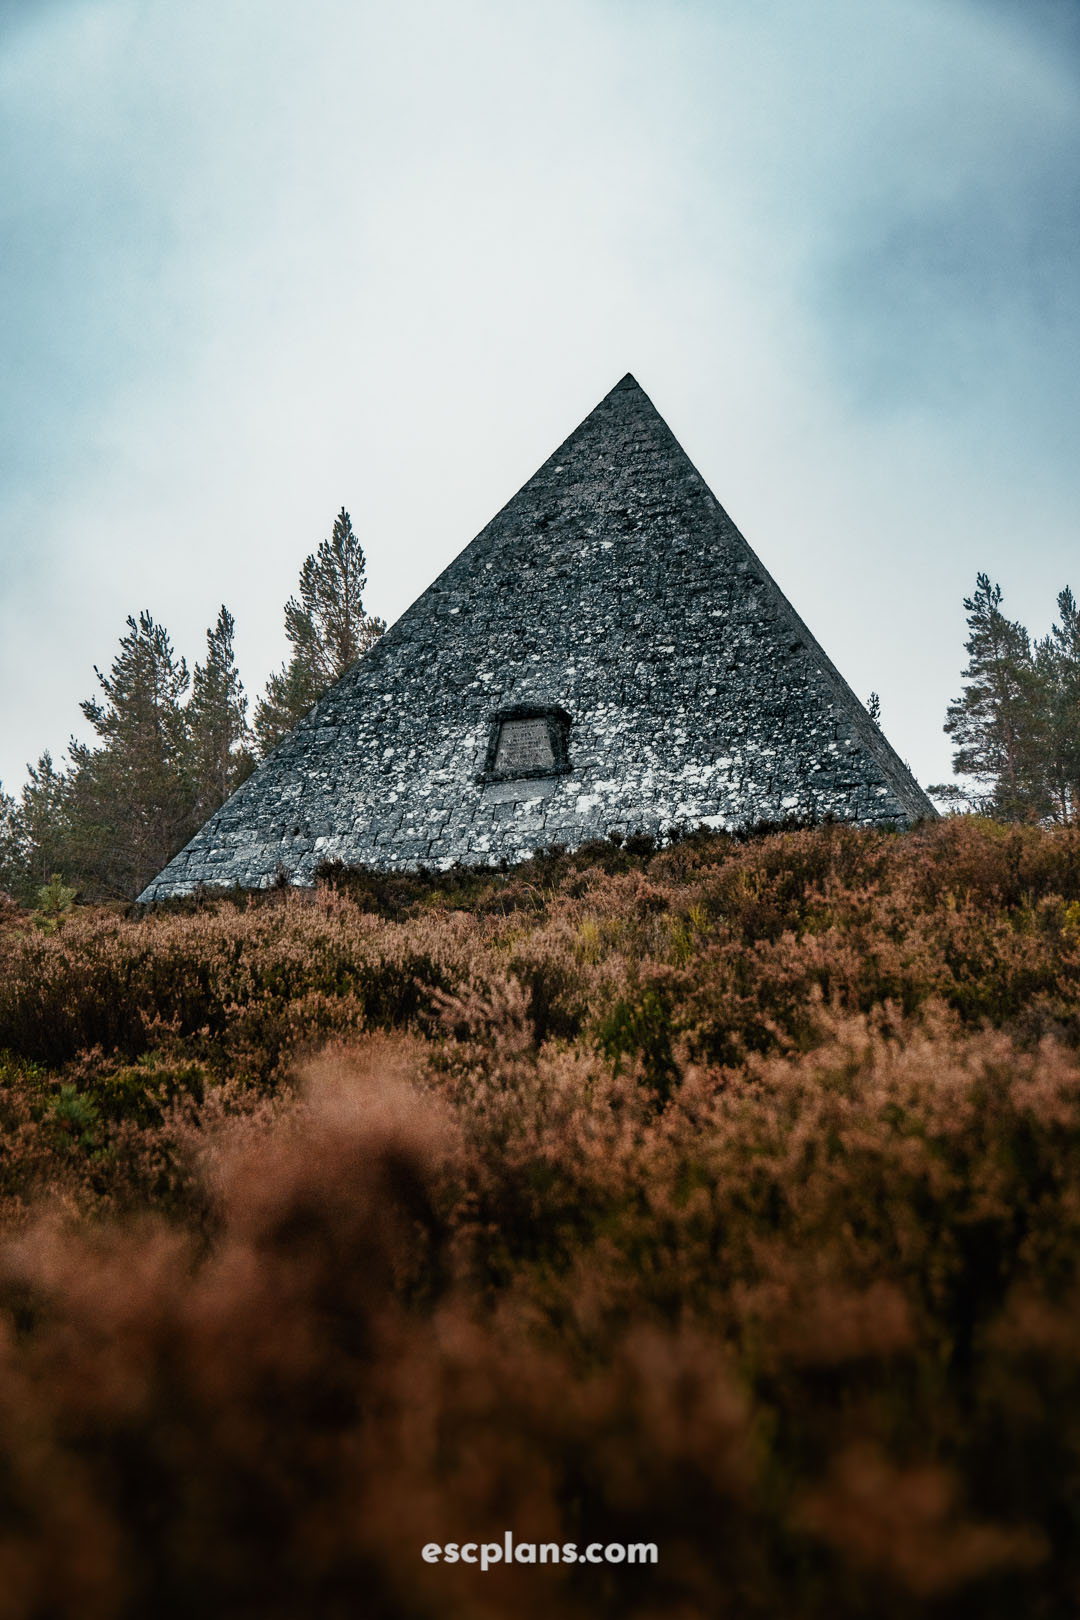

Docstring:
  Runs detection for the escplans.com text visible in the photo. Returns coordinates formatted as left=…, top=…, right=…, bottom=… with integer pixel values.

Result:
left=422, top=1533, right=658, bottom=1572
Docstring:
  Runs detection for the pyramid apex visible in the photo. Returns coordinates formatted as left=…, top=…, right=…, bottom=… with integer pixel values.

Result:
left=139, top=374, right=936, bottom=900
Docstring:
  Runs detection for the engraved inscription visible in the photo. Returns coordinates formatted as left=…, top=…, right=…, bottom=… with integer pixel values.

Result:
left=493, top=717, right=555, bottom=775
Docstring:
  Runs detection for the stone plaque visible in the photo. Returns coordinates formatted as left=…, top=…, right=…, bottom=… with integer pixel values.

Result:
left=493, top=717, right=555, bottom=775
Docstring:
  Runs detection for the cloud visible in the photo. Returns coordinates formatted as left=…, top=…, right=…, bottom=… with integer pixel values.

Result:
left=813, top=8, right=1080, bottom=431
left=0, top=0, right=78, bottom=42
left=0, top=0, right=1076, bottom=800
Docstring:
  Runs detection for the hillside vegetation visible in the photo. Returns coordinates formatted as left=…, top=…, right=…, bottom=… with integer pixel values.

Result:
left=0, top=818, right=1079, bottom=1618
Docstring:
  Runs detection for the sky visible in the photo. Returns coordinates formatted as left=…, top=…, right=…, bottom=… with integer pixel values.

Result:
left=1, top=0, right=1077, bottom=797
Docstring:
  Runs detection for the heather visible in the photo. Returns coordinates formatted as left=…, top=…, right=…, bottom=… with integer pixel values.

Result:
left=0, top=818, right=1078, bottom=1616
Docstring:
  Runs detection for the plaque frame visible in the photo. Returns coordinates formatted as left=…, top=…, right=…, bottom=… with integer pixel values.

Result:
left=481, top=705, right=572, bottom=784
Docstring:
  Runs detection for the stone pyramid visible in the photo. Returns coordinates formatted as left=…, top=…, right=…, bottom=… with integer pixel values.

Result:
left=140, top=374, right=934, bottom=899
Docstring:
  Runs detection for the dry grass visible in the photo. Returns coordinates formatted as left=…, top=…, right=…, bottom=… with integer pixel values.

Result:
left=0, top=818, right=1077, bottom=1616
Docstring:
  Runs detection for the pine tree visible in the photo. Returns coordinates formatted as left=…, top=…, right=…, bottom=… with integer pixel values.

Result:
left=188, top=606, right=254, bottom=818
left=251, top=659, right=320, bottom=760
left=0, top=754, right=76, bottom=902
left=0, top=785, right=19, bottom=898
left=933, top=575, right=1050, bottom=820
left=254, top=509, right=385, bottom=755
left=68, top=611, right=197, bottom=898
left=16, top=753, right=73, bottom=894
left=1035, top=587, right=1080, bottom=824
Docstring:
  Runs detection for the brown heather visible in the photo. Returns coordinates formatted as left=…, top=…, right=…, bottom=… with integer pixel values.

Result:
left=0, top=818, right=1077, bottom=1616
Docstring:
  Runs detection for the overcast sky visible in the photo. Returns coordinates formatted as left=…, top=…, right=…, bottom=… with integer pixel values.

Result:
left=1, top=0, right=1077, bottom=796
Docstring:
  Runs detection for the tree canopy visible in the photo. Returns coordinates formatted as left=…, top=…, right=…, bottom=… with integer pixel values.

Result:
left=0, top=507, right=384, bottom=901
left=188, top=606, right=254, bottom=820
left=254, top=509, right=385, bottom=755
left=932, top=574, right=1080, bottom=823
left=67, top=611, right=197, bottom=899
